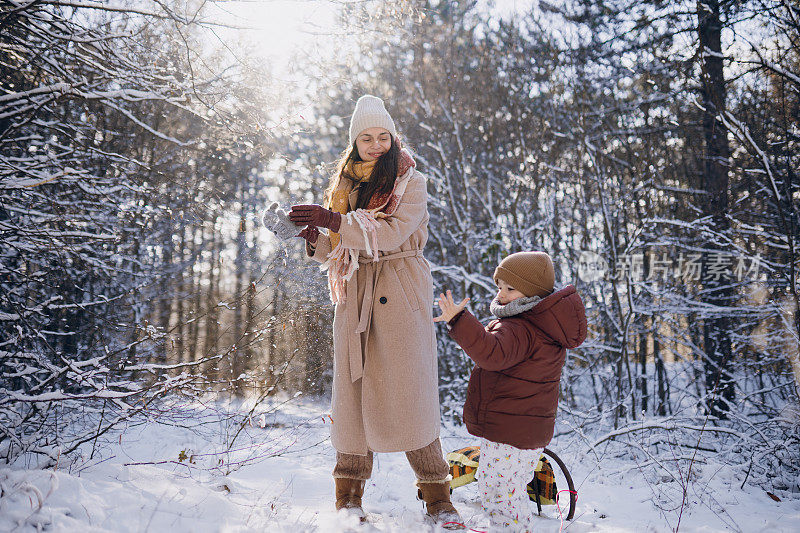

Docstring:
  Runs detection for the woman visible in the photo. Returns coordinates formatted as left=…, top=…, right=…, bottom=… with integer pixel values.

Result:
left=288, top=95, right=461, bottom=527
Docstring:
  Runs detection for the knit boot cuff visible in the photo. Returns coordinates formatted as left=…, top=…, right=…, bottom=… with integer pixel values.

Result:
left=333, top=473, right=370, bottom=481
left=414, top=475, right=452, bottom=485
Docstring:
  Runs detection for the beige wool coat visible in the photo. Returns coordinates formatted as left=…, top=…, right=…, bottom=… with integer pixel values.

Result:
left=306, top=168, right=441, bottom=456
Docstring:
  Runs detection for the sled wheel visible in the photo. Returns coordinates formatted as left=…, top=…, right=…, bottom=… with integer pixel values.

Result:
left=542, top=448, right=576, bottom=521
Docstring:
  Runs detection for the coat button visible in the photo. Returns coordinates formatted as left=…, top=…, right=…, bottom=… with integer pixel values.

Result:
left=379, top=296, right=387, bottom=304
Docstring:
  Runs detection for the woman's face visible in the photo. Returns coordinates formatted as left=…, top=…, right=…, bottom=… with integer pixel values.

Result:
left=496, top=278, right=527, bottom=305
left=355, top=128, right=392, bottom=161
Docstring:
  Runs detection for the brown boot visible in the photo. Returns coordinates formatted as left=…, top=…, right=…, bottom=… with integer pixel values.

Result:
left=335, top=477, right=366, bottom=521
left=417, top=481, right=464, bottom=530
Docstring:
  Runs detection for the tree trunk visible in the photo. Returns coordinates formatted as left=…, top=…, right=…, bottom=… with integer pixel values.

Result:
left=188, top=223, right=203, bottom=363
left=159, top=226, right=173, bottom=362
left=175, top=221, right=187, bottom=364
left=697, top=0, right=735, bottom=418
left=243, top=228, right=258, bottom=368
left=265, top=288, right=279, bottom=395
left=232, top=180, right=248, bottom=395
left=654, top=317, right=667, bottom=416
left=205, top=219, right=221, bottom=381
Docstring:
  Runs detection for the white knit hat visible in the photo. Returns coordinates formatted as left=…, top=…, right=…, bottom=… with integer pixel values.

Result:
left=348, top=95, right=397, bottom=145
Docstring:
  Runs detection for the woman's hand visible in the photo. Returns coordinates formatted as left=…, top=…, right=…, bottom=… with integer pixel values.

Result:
left=297, top=225, right=319, bottom=244
left=288, top=204, right=342, bottom=232
left=433, top=290, right=470, bottom=324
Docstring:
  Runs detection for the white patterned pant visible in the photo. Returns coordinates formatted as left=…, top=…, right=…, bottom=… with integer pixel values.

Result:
left=476, top=438, right=543, bottom=532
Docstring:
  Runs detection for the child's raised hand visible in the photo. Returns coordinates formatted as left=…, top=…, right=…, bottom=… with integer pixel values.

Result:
left=433, top=290, right=470, bottom=323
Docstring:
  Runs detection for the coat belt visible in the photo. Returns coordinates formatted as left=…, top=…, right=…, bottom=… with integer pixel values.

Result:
left=346, top=249, right=424, bottom=382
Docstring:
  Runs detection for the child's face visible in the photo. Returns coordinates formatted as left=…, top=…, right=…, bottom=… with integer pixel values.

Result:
left=496, top=279, right=527, bottom=305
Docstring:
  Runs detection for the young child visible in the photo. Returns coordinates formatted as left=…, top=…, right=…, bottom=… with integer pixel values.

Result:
left=434, top=251, right=587, bottom=531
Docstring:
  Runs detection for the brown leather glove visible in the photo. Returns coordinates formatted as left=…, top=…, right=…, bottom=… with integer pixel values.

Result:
left=297, top=225, right=319, bottom=244
left=288, top=204, right=342, bottom=232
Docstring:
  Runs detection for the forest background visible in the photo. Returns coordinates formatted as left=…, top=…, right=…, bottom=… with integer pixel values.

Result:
left=1, top=0, right=798, bottom=520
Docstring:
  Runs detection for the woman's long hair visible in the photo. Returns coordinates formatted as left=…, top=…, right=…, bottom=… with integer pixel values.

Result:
left=324, top=136, right=401, bottom=211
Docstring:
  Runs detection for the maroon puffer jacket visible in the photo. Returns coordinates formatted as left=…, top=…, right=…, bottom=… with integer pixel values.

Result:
left=448, top=285, right=587, bottom=449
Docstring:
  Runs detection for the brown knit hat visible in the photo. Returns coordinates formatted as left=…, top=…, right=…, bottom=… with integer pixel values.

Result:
left=493, top=251, right=555, bottom=298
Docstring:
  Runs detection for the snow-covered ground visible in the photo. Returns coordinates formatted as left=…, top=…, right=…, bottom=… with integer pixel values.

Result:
left=1, top=397, right=798, bottom=532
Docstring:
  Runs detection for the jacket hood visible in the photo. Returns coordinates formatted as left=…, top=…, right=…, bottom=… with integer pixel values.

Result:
left=521, top=284, right=587, bottom=348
